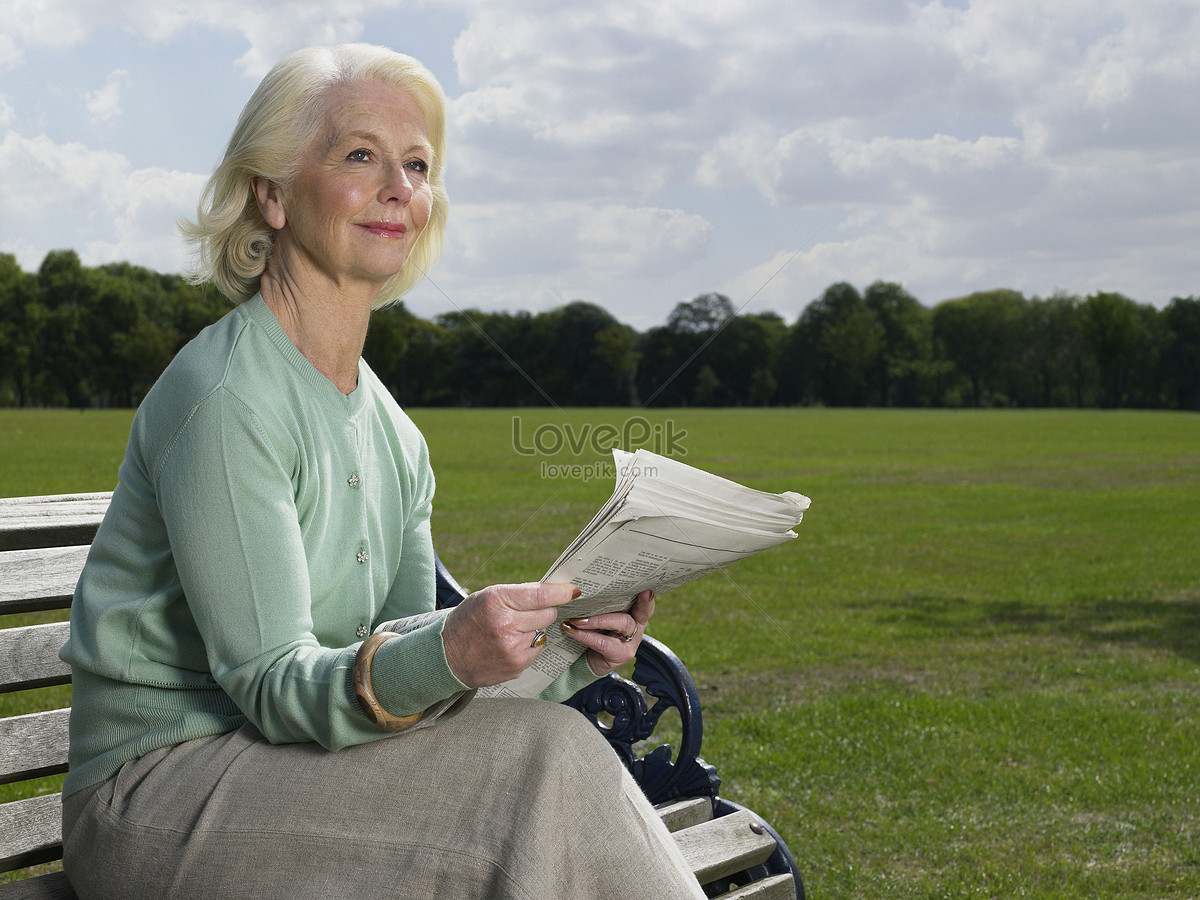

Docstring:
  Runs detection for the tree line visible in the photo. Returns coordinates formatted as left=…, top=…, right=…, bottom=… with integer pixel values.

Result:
left=3, top=250, right=1199, bottom=410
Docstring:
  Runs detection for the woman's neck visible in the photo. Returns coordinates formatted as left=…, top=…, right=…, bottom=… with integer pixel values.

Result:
left=259, top=269, right=373, bottom=395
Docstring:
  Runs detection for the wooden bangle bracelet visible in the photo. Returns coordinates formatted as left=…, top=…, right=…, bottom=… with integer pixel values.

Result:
left=353, top=632, right=425, bottom=732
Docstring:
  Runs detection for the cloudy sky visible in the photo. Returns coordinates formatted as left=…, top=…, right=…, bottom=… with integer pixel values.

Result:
left=2, top=0, right=1199, bottom=329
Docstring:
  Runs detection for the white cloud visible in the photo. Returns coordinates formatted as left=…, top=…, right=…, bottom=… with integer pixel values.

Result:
left=933, top=0, right=1200, bottom=154
left=404, top=199, right=712, bottom=325
left=0, top=130, right=202, bottom=273
left=85, top=166, right=209, bottom=272
left=577, top=205, right=711, bottom=274
left=721, top=137, right=1200, bottom=316
left=0, top=131, right=127, bottom=221
left=90, top=0, right=400, bottom=77
left=85, top=69, right=130, bottom=124
left=445, top=200, right=710, bottom=281
left=0, top=0, right=407, bottom=76
left=0, top=93, right=14, bottom=127
left=0, top=0, right=90, bottom=67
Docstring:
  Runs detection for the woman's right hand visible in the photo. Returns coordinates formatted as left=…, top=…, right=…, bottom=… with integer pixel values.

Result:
left=441, top=582, right=579, bottom=687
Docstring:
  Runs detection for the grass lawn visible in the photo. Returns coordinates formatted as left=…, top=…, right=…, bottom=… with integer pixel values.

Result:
left=2, top=407, right=1198, bottom=898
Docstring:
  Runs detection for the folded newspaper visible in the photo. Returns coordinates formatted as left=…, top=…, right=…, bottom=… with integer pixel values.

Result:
left=477, top=448, right=811, bottom=699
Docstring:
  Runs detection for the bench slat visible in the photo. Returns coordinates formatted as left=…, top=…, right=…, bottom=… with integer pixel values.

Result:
left=0, top=709, right=71, bottom=784
left=720, top=873, right=798, bottom=900
left=0, top=870, right=77, bottom=900
left=0, top=794, right=775, bottom=886
left=0, top=547, right=89, bottom=616
left=675, top=808, right=779, bottom=886
left=0, top=794, right=63, bottom=872
left=656, top=796, right=713, bottom=833
left=0, top=494, right=110, bottom=553
left=0, top=623, right=72, bottom=693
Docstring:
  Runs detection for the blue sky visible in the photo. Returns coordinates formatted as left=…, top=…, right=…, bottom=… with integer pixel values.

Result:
left=3, top=0, right=1199, bottom=329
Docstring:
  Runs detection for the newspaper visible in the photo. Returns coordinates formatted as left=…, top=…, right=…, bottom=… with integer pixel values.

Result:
left=478, top=448, right=811, bottom=698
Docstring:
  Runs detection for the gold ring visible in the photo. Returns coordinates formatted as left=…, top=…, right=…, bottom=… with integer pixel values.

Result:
left=621, top=631, right=635, bottom=643
left=532, top=630, right=547, bottom=648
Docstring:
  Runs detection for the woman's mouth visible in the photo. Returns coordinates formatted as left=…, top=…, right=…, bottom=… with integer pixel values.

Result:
left=358, top=221, right=407, bottom=237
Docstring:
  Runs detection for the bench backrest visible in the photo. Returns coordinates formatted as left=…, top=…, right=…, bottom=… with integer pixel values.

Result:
left=0, top=493, right=109, bottom=878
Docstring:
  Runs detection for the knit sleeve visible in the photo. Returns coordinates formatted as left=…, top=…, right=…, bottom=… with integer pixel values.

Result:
left=537, top=653, right=604, bottom=703
left=153, top=388, right=437, bottom=749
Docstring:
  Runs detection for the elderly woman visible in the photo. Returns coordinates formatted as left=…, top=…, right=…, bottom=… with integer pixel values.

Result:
left=59, top=44, right=704, bottom=899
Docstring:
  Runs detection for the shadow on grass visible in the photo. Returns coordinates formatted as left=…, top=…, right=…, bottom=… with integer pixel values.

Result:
left=861, top=592, right=1200, bottom=664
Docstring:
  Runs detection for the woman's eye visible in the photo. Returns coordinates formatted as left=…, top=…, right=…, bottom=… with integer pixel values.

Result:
left=348, top=149, right=372, bottom=162
left=405, top=158, right=429, bottom=176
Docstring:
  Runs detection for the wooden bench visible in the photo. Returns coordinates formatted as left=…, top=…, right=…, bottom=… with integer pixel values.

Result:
left=1, top=492, right=804, bottom=899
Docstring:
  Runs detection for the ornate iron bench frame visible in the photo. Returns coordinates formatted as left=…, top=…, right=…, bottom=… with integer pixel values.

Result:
left=2, top=493, right=805, bottom=899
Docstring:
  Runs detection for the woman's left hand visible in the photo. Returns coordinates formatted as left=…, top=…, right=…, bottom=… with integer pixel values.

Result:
left=562, top=589, right=655, bottom=677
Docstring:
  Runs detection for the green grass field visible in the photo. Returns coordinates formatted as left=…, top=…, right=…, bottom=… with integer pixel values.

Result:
left=2, top=407, right=1198, bottom=898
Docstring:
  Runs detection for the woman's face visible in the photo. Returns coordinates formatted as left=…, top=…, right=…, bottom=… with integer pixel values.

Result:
left=263, top=79, right=435, bottom=297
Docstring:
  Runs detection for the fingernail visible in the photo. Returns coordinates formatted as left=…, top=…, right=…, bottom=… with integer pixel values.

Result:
left=561, top=621, right=578, bottom=632
left=567, top=617, right=588, bottom=627
left=571, top=586, right=582, bottom=599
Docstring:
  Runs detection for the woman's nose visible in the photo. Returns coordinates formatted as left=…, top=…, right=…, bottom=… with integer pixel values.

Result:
left=380, top=163, right=414, bottom=204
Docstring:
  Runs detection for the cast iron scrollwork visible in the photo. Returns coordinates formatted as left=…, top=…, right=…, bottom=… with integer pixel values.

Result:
left=565, top=635, right=720, bottom=805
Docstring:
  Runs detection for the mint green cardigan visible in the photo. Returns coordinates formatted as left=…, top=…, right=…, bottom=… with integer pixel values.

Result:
left=60, top=295, right=597, bottom=797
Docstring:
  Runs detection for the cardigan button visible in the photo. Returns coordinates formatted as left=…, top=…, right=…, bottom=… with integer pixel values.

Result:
left=348, top=474, right=361, bottom=487
left=357, top=549, right=369, bottom=564
left=357, top=624, right=369, bottom=638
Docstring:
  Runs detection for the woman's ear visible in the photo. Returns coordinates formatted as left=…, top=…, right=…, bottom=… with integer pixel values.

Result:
left=251, top=176, right=286, bottom=230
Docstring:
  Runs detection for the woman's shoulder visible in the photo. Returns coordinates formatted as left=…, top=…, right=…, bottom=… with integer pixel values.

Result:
left=135, top=303, right=259, bottom=420
left=133, top=299, right=315, bottom=460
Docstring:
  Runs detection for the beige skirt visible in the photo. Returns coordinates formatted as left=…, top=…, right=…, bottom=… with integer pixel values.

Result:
left=62, top=698, right=704, bottom=899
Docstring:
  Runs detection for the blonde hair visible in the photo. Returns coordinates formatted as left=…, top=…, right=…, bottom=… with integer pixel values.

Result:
left=180, top=44, right=448, bottom=308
